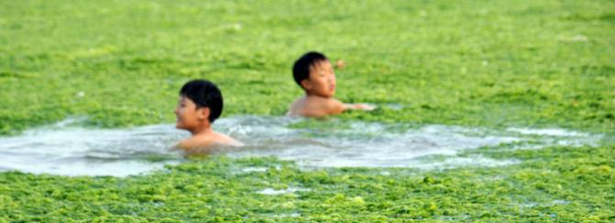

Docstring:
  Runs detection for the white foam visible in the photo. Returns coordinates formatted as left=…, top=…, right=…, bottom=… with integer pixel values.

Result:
left=226, top=121, right=524, bottom=169
left=272, top=213, right=301, bottom=218
left=257, top=187, right=310, bottom=195
left=239, top=167, right=269, bottom=173
left=507, top=127, right=588, bottom=137
left=0, top=116, right=603, bottom=176
left=0, top=119, right=186, bottom=177
left=507, top=127, right=602, bottom=148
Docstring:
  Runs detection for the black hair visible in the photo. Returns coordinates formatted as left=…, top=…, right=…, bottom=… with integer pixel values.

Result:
left=179, top=79, right=223, bottom=123
left=292, top=51, right=328, bottom=87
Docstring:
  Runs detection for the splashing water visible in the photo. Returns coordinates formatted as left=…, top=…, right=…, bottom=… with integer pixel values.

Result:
left=0, top=118, right=186, bottom=177
left=0, top=116, right=603, bottom=176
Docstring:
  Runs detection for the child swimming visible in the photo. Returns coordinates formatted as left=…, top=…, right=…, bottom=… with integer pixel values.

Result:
left=174, top=79, right=243, bottom=153
left=287, top=51, right=375, bottom=118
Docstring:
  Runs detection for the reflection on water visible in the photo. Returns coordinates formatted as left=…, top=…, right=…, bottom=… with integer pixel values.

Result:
left=0, top=116, right=603, bottom=177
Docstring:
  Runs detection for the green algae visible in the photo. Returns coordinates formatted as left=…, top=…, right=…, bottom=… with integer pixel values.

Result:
left=1, top=0, right=614, bottom=134
left=1, top=0, right=614, bottom=222
left=1, top=146, right=614, bottom=222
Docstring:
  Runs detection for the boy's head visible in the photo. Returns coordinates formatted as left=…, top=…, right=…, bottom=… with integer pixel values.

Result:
left=175, top=79, right=223, bottom=130
left=292, top=51, right=336, bottom=98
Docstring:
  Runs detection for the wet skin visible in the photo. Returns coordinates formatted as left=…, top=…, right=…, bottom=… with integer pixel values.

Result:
left=174, top=96, right=242, bottom=151
left=287, top=60, right=375, bottom=118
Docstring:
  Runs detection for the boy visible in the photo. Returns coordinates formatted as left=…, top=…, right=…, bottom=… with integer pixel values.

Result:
left=174, top=79, right=243, bottom=152
left=287, top=51, right=375, bottom=118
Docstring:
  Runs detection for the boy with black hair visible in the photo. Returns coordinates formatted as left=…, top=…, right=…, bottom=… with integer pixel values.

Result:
left=287, top=51, right=375, bottom=117
left=174, top=79, right=242, bottom=152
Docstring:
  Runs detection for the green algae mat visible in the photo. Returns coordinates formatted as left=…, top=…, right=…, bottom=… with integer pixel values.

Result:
left=1, top=0, right=614, bottom=222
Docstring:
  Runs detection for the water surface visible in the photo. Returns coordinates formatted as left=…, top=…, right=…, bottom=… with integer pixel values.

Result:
left=0, top=116, right=602, bottom=176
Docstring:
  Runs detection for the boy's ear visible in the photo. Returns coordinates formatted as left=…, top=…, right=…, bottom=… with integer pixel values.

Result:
left=197, top=107, right=211, bottom=121
left=300, top=79, right=312, bottom=91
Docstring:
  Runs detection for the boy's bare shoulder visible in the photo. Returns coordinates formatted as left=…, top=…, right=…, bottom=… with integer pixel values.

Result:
left=212, top=132, right=244, bottom=147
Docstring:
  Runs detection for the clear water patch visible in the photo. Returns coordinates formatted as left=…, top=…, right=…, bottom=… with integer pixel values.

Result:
left=0, top=117, right=185, bottom=177
left=0, top=116, right=603, bottom=177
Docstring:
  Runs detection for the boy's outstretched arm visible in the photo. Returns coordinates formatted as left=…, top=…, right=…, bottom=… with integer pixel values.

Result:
left=343, top=103, right=377, bottom=111
left=326, top=99, right=377, bottom=114
left=290, top=98, right=376, bottom=118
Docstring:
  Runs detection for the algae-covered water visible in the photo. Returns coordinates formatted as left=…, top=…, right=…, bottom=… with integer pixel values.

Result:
left=0, top=116, right=603, bottom=176
left=1, top=0, right=614, bottom=221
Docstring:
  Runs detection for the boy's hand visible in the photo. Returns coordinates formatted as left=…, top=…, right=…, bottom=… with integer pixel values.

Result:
left=350, top=103, right=376, bottom=111
left=335, top=60, right=346, bottom=69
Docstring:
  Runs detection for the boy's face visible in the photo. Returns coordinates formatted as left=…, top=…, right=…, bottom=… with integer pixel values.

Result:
left=302, top=60, right=336, bottom=97
left=175, top=96, right=208, bottom=132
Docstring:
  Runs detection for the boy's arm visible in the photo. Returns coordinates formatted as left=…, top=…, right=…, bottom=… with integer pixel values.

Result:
left=327, top=99, right=376, bottom=113
left=298, top=99, right=375, bottom=118
left=323, top=99, right=376, bottom=115
left=343, top=103, right=377, bottom=111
